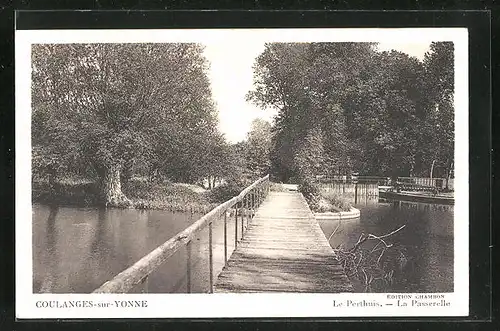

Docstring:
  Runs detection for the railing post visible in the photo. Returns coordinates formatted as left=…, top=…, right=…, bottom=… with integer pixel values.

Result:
left=186, top=240, right=192, bottom=293
left=256, top=188, right=260, bottom=207
left=224, top=212, right=227, bottom=264
left=251, top=190, right=255, bottom=219
left=209, top=222, right=213, bottom=293
left=234, top=203, right=238, bottom=247
left=242, top=196, right=246, bottom=230
left=249, top=190, right=254, bottom=219
left=241, top=197, right=245, bottom=236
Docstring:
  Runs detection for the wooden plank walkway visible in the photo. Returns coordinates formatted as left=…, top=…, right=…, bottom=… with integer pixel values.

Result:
left=214, top=192, right=353, bottom=293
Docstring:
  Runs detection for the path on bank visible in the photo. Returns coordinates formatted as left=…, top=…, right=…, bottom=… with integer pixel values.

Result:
left=214, top=191, right=353, bottom=293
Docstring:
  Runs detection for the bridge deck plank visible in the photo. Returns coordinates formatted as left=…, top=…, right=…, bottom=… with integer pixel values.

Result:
left=214, top=192, right=353, bottom=293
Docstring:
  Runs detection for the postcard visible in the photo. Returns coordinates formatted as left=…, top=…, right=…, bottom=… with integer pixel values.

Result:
left=16, top=27, right=468, bottom=318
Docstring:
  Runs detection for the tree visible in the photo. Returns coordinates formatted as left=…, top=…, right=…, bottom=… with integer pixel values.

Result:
left=293, top=125, right=325, bottom=180
left=247, top=43, right=319, bottom=181
left=201, top=132, right=234, bottom=189
left=247, top=42, right=449, bottom=181
left=247, top=42, right=380, bottom=179
left=421, top=42, right=455, bottom=181
left=32, top=43, right=218, bottom=206
left=245, top=118, right=272, bottom=178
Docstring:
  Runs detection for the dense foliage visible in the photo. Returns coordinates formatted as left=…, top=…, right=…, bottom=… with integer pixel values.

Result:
left=319, top=191, right=352, bottom=212
left=32, top=43, right=234, bottom=206
left=247, top=42, right=455, bottom=182
left=245, top=119, right=272, bottom=178
left=32, top=41, right=455, bottom=208
left=297, top=179, right=322, bottom=211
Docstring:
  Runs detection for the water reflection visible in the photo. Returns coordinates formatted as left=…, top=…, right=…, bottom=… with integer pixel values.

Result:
left=34, top=194, right=454, bottom=294
left=33, top=205, right=59, bottom=293
left=33, top=204, right=239, bottom=294
left=318, top=197, right=454, bottom=293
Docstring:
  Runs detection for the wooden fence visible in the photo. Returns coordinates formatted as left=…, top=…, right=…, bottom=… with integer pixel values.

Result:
left=92, top=175, right=270, bottom=294
left=397, top=177, right=454, bottom=190
left=320, top=182, right=379, bottom=197
left=318, top=175, right=454, bottom=190
left=316, top=176, right=390, bottom=185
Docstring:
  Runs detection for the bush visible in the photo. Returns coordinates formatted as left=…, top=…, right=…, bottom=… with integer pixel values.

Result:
left=298, top=178, right=352, bottom=213
left=206, top=179, right=247, bottom=203
left=123, top=178, right=169, bottom=200
left=298, top=178, right=322, bottom=210
left=321, top=191, right=352, bottom=212
left=124, top=178, right=214, bottom=212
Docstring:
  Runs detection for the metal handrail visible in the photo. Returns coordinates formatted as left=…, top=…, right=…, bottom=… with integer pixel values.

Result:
left=92, top=174, right=270, bottom=293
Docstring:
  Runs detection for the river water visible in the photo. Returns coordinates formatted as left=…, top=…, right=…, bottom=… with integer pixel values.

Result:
left=317, top=195, right=454, bottom=293
left=33, top=194, right=453, bottom=294
left=32, top=205, right=240, bottom=293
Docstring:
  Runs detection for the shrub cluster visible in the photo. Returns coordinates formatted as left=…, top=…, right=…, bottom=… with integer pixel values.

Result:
left=297, top=178, right=322, bottom=211
left=206, top=179, right=248, bottom=203
left=298, top=178, right=352, bottom=213
left=123, top=178, right=215, bottom=212
left=321, top=191, right=352, bottom=212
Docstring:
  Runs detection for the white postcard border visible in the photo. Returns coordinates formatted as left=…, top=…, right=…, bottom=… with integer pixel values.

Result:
left=15, top=27, right=469, bottom=319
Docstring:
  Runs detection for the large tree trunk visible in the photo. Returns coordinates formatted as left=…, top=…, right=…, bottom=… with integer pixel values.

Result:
left=120, top=158, right=134, bottom=188
left=101, top=163, right=132, bottom=208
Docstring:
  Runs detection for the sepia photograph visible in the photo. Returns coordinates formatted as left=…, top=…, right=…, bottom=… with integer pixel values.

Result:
left=16, top=28, right=469, bottom=318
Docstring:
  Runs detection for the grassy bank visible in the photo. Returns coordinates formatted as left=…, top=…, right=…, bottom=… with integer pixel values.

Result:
left=124, top=178, right=218, bottom=213
left=32, top=178, right=219, bottom=213
left=298, top=180, right=352, bottom=213
left=316, top=191, right=352, bottom=212
left=33, top=177, right=286, bottom=213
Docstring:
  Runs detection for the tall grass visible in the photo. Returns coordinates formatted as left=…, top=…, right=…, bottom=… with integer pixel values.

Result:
left=320, top=191, right=352, bottom=212
left=124, top=178, right=217, bottom=213
left=297, top=178, right=352, bottom=213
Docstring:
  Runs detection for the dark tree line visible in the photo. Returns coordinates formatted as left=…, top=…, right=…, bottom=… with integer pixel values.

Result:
left=247, top=42, right=454, bottom=183
left=32, top=42, right=454, bottom=207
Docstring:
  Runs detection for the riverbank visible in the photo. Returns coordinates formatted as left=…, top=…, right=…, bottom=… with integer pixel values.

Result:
left=33, top=178, right=286, bottom=213
left=379, top=190, right=454, bottom=205
left=314, top=207, right=361, bottom=220
left=33, top=178, right=218, bottom=213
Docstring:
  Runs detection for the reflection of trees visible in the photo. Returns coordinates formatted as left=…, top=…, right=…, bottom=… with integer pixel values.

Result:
left=85, top=208, right=117, bottom=292
left=67, top=208, right=110, bottom=293
left=91, top=208, right=108, bottom=254
left=420, top=204, right=454, bottom=292
left=37, top=205, right=59, bottom=293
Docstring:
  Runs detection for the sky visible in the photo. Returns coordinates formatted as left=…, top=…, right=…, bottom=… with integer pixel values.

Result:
left=203, top=41, right=431, bottom=143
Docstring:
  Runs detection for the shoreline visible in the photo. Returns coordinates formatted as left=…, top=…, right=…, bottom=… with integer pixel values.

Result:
left=379, top=190, right=454, bottom=205
left=314, top=207, right=361, bottom=221
left=32, top=179, right=218, bottom=214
